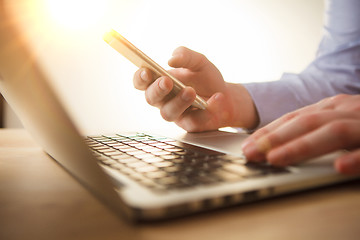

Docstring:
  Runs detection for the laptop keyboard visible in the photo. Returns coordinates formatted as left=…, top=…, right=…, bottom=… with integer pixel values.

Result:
left=85, top=133, right=290, bottom=192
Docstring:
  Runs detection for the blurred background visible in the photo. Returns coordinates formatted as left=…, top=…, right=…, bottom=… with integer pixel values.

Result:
left=3, top=0, right=324, bottom=134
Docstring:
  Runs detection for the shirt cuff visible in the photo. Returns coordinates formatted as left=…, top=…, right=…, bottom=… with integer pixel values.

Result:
left=242, top=73, right=305, bottom=129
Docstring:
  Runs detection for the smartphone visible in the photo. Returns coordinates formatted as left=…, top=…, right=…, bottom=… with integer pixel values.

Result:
left=103, top=29, right=207, bottom=110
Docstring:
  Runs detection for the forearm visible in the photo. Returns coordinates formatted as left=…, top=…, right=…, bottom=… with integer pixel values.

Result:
left=244, top=61, right=360, bottom=129
left=244, top=0, right=360, bottom=128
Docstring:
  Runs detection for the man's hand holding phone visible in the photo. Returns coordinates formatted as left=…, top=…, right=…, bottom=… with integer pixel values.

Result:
left=104, top=29, right=258, bottom=132
left=133, top=46, right=258, bottom=132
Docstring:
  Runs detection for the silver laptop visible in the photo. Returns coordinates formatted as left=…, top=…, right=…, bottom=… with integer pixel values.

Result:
left=0, top=1, right=356, bottom=222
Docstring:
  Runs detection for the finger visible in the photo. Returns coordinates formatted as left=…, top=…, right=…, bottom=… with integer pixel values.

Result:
left=248, top=104, right=315, bottom=141
left=251, top=110, right=357, bottom=157
left=335, top=149, right=360, bottom=175
left=168, top=46, right=207, bottom=71
left=267, top=119, right=360, bottom=166
left=133, top=68, right=153, bottom=90
left=159, top=87, right=196, bottom=122
left=176, top=92, right=230, bottom=132
left=315, top=94, right=349, bottom=110
left=333, top=95, right=360, bottom=111
left=144, top=76, right=173, bottom=108
left=242, top=110, right=305, bottom=162
left=242, top=106, right=341, bottom=160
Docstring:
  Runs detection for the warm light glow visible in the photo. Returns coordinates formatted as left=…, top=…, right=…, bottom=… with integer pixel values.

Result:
left=4, top=0, right=324, bottom=132
left=45, top=0, right=107, bottom=30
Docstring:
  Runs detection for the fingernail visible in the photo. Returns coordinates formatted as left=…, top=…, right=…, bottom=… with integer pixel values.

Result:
left=159, top=78, right=168, bottom=91
left=337, top=156, right=357, bottom=174
left=140, top=70, right=148, bottom=81
left=181, top=90, right=193, bottom=102
left=242, top=139, right=262, bottom=161
left=242, top=140, right=256, bottom=156
left=242, top=137, right=271, bottom=161
left=214, top=92, right=223, bottom=101
left=256, top=137, right=272, bottom=154
left=341, top=156, right=354, bottom=167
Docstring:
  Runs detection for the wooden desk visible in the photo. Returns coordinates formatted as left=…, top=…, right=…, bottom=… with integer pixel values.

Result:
left=0, top=94, right=4, bottom=127
left=1, top=129, right=359, bottom=240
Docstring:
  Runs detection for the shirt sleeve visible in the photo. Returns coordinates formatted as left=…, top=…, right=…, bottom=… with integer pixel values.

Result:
left=243, top=0, right=360, bottom=128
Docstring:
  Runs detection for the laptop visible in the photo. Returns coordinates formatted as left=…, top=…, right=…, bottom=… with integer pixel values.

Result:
left=0, top=1, right=357, bottom=222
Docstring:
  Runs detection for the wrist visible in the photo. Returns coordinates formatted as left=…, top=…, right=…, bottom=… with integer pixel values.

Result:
left=224, top=83, right=259, bottom=129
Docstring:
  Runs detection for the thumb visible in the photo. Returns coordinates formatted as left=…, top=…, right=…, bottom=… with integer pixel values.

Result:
left=168, top=46, right=208, bottom=71
left=177, top=92, right=230, bottom=132
left=207, top=92, right=232, bottom=126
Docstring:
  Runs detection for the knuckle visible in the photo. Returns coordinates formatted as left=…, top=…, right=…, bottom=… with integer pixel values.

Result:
left=160, top=109, right=174, bottom=122
left=196, top=53, right=208, bottom=66
left=298, top=113, right=321, bottom=130
left=282, top=112, right=298, bottom=122
left=144, top=91, right=156, bottom=106
left=254, top=128, right=270, bottom=138
left=251, top=128, right=271, bottom=143
left=329, top=121, right=350, bottom=135
left=184, top=126, right=199, bottom=133
left=331, top=94, right=348, bottom=102
left=133, top=77, right=142, bottom=90
left=133, top=70, right=144, bottom=89
left=328, top=120, right=352, bottom=144
left=321, top=94, right=349, bottom=107
left=176, top=46, right=188, bottom=54
left=180, top=120, right=201, bottom=133
left=133, top=69, right=153, bottom=90
left=172, top=46, right=188, bottom=58
left=185, top=48, right=208, bottom=70
left=285, top=140, right=312, bottom=162
left=295, top=140, right=312, bottom=154
left=133, top=82, right=144, bottom=91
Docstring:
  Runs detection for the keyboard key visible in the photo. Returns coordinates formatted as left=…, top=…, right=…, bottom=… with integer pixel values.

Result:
left=136, top=165, right=158, bottom=173
left=126, top=161, right=148, bottom=169
left=142, top=157, right=164, bottom=163
left=153, top=161, right=174, bottom=168
left=161, top=154, right=180, bottom=160
left=117, top=157, right=138, bottom=164
left=111, top=154, right=131, bottom=160
left=146, top=171, right=168, bottom=179
left=133, top=153, right=154, bottom=159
